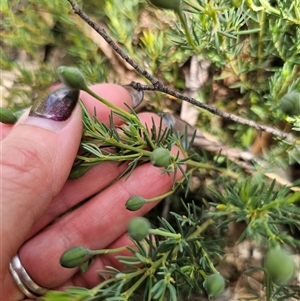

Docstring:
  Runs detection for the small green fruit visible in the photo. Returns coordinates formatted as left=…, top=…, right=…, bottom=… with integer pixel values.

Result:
left=0, top=107, right=17, bottom=124
left=125, top=196, right=146, bottom=211
left=128, top=217, right=151, bottom=240
left=60, top=246, right=91, bottom=268
left=57, top=66, right=88, bottom=91
left=232, top=0, right=242, bottom=7
left=149, top=0, right=182, bottom=12
left=204, top=274, right=226, bottom=298
left=150, top=147, right=171, bottom=167
left=265, top=248, right=296, bottom=285
left=280, top=91, right=300, bottom=116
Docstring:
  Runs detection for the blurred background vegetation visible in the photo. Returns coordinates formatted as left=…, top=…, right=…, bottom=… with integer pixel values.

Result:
left=1, top=0, right=300, bottom=299
left=1, top=0, right=299, bottom=146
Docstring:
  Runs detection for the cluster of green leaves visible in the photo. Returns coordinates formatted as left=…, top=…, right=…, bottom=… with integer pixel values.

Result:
left=2, top=0, right=300, bottom=300
left=1, top=0, right=108, bottom=109
left=71, top=97, right=237, bottom=184
left=41, top=202, right=226, bottom=301
left=38, top=67, right=299, bottom=300
left=71, top=101, right=186, bottom=180
left=181, top=0, right=300, bottom=112
left=210, top=179, right=300, bottom=246
left=53, top=65, right=237, bottom=195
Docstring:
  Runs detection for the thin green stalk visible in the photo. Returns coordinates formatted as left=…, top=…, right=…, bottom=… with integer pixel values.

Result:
left=121, top=273, right=148, bottom=300
left=257, top=9, right=265, bottom=64
left=146, top=171, right=192, bottom=202
left=83, top=87, right=157, bottom=150
left=185, top=159, right=239, bottom=179
left=90, top=277, right=119, bottom=295
left=120, top=268, right=147, bottom=281
left=176, top=10, right=198, bottom=51
left=84, top=86, right=134, bottom=120
left=149, top=229, right=181, bottom=240
left=76, top=153, right=144, bottom=163
left=90, top=245, right=128, bottom=256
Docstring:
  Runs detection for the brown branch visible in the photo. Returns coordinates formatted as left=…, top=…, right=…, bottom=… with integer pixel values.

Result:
left=66, top=0, right=298, bottom=145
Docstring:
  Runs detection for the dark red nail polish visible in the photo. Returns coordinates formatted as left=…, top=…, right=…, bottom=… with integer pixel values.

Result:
left=29, top=86, right=79, bottom=121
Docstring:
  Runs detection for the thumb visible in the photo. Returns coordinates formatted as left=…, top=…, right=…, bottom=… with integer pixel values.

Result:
left=0, top=86, right=82, bottom=268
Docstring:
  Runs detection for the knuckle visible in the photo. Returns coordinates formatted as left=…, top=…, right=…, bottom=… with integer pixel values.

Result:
left=1, top=143, right=46, bottom=176
left=0, top=138, right=53, bottom=195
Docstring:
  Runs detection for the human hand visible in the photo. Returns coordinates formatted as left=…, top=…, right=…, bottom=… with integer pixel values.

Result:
left=0, top=83, right=183, bottom=300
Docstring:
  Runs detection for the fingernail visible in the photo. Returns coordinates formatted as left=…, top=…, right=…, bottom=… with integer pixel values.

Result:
left=26, top=86, right=79, bottom=130
left=122, top=85, right=144, bottom=108
left=160, top=113, right=194, bottom=134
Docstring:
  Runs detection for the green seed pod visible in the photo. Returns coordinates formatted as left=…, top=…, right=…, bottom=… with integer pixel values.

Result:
left=149, top=0, right=182, bottom=12
left=280, top=91, right=300, bottom=116
left=265, top=248, right=296, bottom=285
left=204, top=274, right=226, bottom=298
left=57, top=66, right=88, bottom=91
left=150, top=147, right=171, bottom=167
left=128, top=217, right=151, bottom=241
left=125, top=196, right=146, bottom=211
left=232, top=0, right=242, bottom=7
left=0, top=107, right=18, bottom=124
left=60, top=246, right=91, bottom=268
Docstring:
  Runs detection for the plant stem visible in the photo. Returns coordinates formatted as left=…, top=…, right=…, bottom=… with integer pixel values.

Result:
left=185, top=159, right=239, bottom=178
left=84, top=86, right=134, bottom=120
left=66, top=0, right=298, bottom=147
left=149, top=229, right=181, bottom=240
left=121, top=273, right=148, bottom=300
left=176, top=10, right=198, bottom=51
left=90, top=245, right=128, bottom=256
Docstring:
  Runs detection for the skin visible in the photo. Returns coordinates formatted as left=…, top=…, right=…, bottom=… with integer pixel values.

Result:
left=0, top=84, right=183, bottom=300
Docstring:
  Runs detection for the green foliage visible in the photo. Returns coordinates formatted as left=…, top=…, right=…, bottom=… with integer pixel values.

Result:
left=211, top=179, right=300, bottom=246
left=280, top=91, right=300, bottom=116
left=2, top=0, right=300, bottom=300
left=43, top=203, right=224, bottom=301
left=0, top=107, right=18, bottom=124
left=1, top=0, right=108, bottom=108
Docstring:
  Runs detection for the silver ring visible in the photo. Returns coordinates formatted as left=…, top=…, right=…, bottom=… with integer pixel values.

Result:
left=9, top=254, right=48, bottom=298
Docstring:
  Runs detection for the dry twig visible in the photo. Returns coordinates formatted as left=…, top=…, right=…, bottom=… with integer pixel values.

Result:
left=66, top=0, right=298, bottom=146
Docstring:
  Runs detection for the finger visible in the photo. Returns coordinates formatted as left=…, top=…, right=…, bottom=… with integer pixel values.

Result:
left=1, top=87, right=82, bottom=301
left=18, top=115, right=184, bottom=288
left=27, top=109, right=185, bottom=238
left=1, top=89, right=82, bottom=271
left=2, top=83, right=143, bottom=301
left=29, top=111, right=188, bottom=239
left=25, top=84, right=144, bottom=237
left=0, top=123, right=14, bottom=140
left=26, top=160, right=128, bottom=237
left=20, top=157, right=182, bottom=288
